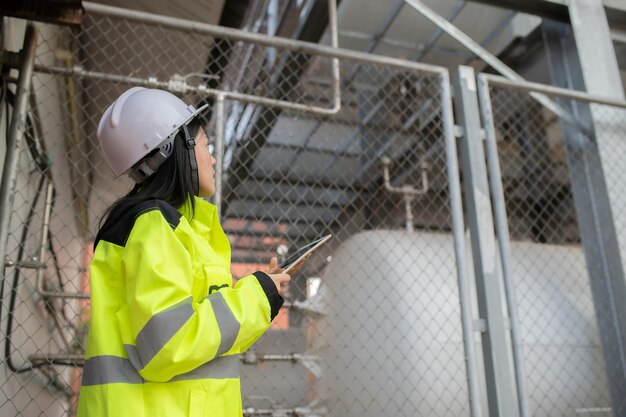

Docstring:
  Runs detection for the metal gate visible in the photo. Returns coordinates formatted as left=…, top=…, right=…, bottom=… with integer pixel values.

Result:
left=475, top=71, right=626, bottom=417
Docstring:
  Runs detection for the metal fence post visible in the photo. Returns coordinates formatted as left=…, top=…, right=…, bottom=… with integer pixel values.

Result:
left=440, top=71, right=484, bottom=417
left=477, top=73, right=529, bottom=417
left=452, top=65, right=519, bottom=417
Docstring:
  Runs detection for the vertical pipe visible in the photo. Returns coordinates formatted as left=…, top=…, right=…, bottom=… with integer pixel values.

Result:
left=38, top=182, right=72, bottom=351
left=327, top=0, right=341, bottom=112
left=404, top=194, right=414, bottom=232
left=440, top=71, right=483, bottom=417
left=267, top=0, right=278, bottom=66
left=35, top=183, right=54, bottom=297
left=477, top=74, right=529, bottom=417
left=0, top=24, right=38, bottom=279
left=214, top=93, right=225, bottom=214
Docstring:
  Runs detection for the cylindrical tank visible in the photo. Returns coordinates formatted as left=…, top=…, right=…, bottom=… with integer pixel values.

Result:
left=313, top=230, right=610, bottom=417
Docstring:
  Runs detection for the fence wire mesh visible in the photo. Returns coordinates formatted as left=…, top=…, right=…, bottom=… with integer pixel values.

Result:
left=485, top=85, right=625, bottom=417
left=0, top=11, right=471, bottom=417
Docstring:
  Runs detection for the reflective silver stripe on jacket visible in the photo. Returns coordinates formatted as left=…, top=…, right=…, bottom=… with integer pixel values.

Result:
left=82, top=355, right=143, bottom=386
left=81, top=354, right=240, bottom=386
left=209, top=292, right=240, bottom=355
left=133, top=296, right=195, bottom=367
left=170, top=354, right=240, bottom=382
left=129, top=292, right=240, bottom=369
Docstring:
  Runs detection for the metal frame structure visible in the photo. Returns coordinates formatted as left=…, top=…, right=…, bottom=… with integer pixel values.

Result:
left=477, top=70, right=626, bottom=417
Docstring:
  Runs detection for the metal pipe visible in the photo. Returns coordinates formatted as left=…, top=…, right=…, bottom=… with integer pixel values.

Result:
left=214, top=93, right=225, bottom=213
left=35, top=177, right=54, bottom=297
left=4, top=258, right=47, bottom=269
left=384, top=162, right=426, bottom=228
left=81, top=1, right=444, bottom=75
left=404, top=195, right=415, bottom=233
left=327, top=0, right=340, bottom=113
left=262, top=353, right=309, bottom=362
left=37, top=291, right=90, bottom=299
left=243, top=407, right=318, bottom=417
left=481, top=73, right=626, bottom=109
left=440, top=71, right=483, bottom=417
left=381, top=156, right=428, bottom=196
left=477, top=74, right=530, bottom=417
left=34, top=183, right=73, bottom=352
left=82, top=0, right=341, bottom=116
left=29, top=353, right=84, bottom=364
left=0, top=23, right=38, bottom=288
left=34, top=64, right=339, bottom=115
left=381, top=155, right=429, bottom=232
left=35, top=183, right=90, bottom=300
left=49, top=303, right=73, bottom=352
left=267, top=0, right=278, bottom=65
left=33, top=60, right=448, bottom=120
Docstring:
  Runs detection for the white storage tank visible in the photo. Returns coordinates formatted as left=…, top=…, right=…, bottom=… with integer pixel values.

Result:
left=312, top=230, right=610, bottom=417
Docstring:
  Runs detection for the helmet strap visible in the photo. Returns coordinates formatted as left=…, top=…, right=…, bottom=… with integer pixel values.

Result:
left=182, top=124, right=200, bottom=196
left=128, top=143, right=171, bottom=183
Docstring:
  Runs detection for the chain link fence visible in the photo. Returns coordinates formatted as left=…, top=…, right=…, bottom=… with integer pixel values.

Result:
left=2, top=5, right=625, bottom=417
left=0, top=7, right=474, bottom=417
left=479, top=77, right=626, bottom=417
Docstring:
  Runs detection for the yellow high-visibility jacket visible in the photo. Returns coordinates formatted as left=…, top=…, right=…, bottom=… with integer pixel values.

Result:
left=77, top=197, right=282, bottom=417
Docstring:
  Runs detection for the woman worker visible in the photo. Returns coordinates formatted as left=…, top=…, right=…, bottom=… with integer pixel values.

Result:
left=76, top=87, right=290, bottom=417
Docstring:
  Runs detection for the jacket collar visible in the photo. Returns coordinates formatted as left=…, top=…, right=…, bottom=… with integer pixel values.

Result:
left=177, top=196, right=218, bottom=233
left=177, top=196, right=231, bottom=267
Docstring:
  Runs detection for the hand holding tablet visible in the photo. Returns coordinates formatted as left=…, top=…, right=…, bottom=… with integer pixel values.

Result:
left=279, top=234, right=332, bottom=274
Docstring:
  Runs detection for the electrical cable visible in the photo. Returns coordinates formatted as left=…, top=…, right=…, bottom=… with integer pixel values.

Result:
left=4, top=175, right=46, bottom=372
left=0, top=78, right=78, bottom=372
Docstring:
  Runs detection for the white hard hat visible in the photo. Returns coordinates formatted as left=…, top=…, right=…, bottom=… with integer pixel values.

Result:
left=97, top=87, right=207, bottom=180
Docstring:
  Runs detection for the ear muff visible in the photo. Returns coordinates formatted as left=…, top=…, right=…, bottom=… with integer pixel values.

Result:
left=182, top=124, right=200, bottom=196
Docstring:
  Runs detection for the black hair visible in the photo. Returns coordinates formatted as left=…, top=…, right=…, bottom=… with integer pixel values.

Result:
left=98, top=119, right=201, bottom=233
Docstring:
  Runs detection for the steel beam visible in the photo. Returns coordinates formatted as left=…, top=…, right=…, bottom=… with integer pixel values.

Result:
left=569, top=3, right=626, bottom=414
left=543, top=17, right=626, bottom=417
left=453, top=66, right=519, bottom=417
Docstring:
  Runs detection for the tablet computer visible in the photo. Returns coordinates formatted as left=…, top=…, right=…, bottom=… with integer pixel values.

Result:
left=279, top=234, right=332, bottom=273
